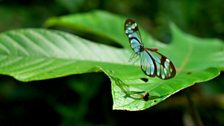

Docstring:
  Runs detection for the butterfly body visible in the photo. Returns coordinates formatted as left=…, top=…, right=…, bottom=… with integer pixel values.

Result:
left=124, top=18, right=176, bottom=80
left=125, top=19, right=144, bottom=54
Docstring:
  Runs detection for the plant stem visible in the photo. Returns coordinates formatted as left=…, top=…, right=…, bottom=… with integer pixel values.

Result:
left=186, top=91, right=204, bottom=126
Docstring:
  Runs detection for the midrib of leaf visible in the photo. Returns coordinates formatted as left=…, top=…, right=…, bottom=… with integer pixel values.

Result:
left=177, top=43, right=193, bottom=72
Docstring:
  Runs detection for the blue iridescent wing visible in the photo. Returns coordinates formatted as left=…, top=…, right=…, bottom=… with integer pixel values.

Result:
left=124, top=19, right=143, bottom=54
left=140, top=48, right=176, bottom=80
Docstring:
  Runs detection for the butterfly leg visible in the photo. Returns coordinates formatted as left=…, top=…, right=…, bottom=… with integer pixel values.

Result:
left=128, top=52, right=139, bottom=63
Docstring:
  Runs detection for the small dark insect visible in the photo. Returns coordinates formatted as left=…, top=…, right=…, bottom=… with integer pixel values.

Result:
left=140, top=78, right=148, bottom=82
left=142, top=92, right=149, bottom=101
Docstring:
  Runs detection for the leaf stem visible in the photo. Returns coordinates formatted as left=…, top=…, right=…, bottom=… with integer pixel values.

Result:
left=186, top=90, right=204, bottom=126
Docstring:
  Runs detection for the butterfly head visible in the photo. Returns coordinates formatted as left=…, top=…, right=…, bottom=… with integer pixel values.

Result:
left=124, top=18, right=138, bottom=35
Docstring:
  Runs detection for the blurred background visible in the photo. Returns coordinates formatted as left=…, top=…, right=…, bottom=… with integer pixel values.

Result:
left=0, top=0, right=224, bottom=126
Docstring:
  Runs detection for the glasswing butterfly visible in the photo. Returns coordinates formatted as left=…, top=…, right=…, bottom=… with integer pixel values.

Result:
left=124, top=18, right=176, bottom=80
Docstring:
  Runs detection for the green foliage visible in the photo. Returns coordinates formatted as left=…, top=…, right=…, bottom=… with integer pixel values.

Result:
left=0, top=10, right=223, bottom=111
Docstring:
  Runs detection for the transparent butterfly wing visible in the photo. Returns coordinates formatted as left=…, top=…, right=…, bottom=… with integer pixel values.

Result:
left=124, top=18, right=176, bottom=80
left=140, top=48, right=176, bottom=80
left=140, top=50, right=156, bottom=77
left=124, top=19, right=143, bottom=54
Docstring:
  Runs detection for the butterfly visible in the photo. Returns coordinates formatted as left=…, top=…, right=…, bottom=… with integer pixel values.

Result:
left=124, top=18, right=176, bottom=80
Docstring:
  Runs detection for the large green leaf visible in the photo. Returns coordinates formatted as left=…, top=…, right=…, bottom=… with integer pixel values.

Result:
left=0, top=10, right=224, bottom=111
left=0, top=29, right=131, bottom=81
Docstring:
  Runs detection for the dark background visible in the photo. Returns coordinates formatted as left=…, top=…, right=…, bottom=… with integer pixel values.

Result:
left=0, top=0, right=224, bottom=126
